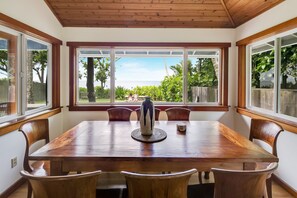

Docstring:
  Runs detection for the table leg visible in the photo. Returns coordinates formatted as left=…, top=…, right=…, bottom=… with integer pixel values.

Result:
left=50, top=160, right=63, bottom=176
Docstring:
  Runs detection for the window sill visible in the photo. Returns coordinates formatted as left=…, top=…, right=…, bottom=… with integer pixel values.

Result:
left=236, top=107, right=297, bottom=134
left=0, top=107, right=62, bottom=136
left=68, top=105, right=230, bottom=112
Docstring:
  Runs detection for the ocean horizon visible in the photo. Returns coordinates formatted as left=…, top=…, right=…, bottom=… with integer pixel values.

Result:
left=79, top=80, right=161, bottom=89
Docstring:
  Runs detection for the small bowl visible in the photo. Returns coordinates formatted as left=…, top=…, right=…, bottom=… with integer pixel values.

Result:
left=177, top=124, right=187, bottom=132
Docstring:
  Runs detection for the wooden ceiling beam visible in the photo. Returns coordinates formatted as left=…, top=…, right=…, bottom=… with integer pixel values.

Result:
left=220, top=0, right=235, bottom=27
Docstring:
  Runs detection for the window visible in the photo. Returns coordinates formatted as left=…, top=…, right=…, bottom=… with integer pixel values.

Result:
left=68, top=42, right=230, bottom=111
left=0, top=27, right=52, bottom=123
left=247, top=31, right=297, bottom=120
left=25, top=38, right=51, bottom=113
left=0, top=30, right=17, bottom=120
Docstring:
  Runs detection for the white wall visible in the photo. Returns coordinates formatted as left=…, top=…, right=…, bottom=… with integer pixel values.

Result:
left=0, top=113, right=64, bottom=194
left=0, top=0, right=63, bottom=39
left=234, top=0, right=297, bottom=191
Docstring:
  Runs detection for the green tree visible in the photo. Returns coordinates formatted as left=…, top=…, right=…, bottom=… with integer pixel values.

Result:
left=95, top=58, right=110, bottom=89
left=32, top=50, right=48, bottom=83
left=251, top=50, right=274, bottom=88
left=0, top=50, right=8, bottom=73
left=280, top=45, right=297, bottom=88
left=160, top=58, right=218, bottom=102
left=251, top=44, right=297, bottom=89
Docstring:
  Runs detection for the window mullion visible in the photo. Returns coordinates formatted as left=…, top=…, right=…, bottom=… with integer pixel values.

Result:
left=274, top=38, right=281, bottom=113
left=183, top=49, right=188, bottom=104
left=246, top=46, right=252, bottom=108
left=20, top=34, right=27, bottom=115
left=110, top=48, right=115, bottom=104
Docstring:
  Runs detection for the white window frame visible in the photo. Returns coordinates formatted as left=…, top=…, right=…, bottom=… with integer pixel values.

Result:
left=246, top=28, right=297, bottom=122
left=75, top=47, right=221, bottom=105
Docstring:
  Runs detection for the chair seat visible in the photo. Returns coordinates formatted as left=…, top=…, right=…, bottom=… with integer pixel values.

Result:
left=30, top=160, right=50, bottom=176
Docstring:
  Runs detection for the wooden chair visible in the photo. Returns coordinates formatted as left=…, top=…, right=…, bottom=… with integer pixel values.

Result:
left=249, top=119, right=283, bottom=198
left=212, top=163, right=278, bottom=198
left=107, top=107, right=133, bottom=121
left=121, top=169, right=197, bottom=198
left=135, top=107, right=161, bottom=121
left=20, top=170, right=101, bottom=198
left=165, top=107, right=190, bottom=121
left=19, top=119, right=50, bottom=198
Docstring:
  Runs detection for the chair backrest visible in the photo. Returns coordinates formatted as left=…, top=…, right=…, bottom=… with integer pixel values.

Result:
left=107, top=107, right=133, bottom=121
left=212, top=163, right=278, bottom=198
left=121, top=169, right=197, bottom=198
left=20, top=170, right=101, bottom=198
left=19, top=119, right=50, bottom=172
left=249, top=119, right=283, bottom=156
left=135, top=108, right=161, bottom=121
left=165, top=107, right=191, bottom=121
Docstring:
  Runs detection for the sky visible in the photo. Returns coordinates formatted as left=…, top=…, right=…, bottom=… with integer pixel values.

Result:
left=115, top=57, right=181, bottom=81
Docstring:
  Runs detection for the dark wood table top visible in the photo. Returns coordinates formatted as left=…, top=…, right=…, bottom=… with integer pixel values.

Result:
left=30, top=121, right=277, bottom=164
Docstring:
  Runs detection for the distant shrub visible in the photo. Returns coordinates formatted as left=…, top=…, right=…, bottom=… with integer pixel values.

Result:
left=95, top=86, right=110, bottom=99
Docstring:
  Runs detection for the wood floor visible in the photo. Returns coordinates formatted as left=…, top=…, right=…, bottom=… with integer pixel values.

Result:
left=8, top=172, right=294, bottom=198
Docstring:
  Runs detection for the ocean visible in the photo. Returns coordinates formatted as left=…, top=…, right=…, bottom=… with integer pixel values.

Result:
left=79, top=80, right=161, bottom=89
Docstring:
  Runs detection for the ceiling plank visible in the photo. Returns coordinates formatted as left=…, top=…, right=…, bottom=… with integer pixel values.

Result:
left=55, top=10, right=228, bottom=17
left=50, top=2, right=225, bottom=10
left=62, top=20, right=233, bottom=28
left=60, top=16, right=230, bottom=22
left=49, top=0, right=221, bottom=3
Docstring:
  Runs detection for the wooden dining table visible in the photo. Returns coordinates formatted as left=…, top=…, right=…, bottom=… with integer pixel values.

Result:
left=30, top=121, right=278, bottom=176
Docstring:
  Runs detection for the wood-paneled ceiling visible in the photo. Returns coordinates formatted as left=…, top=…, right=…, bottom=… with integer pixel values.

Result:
left=44, top=0, right=284, bottom=28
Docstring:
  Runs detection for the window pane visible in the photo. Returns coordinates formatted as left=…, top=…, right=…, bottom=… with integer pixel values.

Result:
left=26, top=39, right=49, bottom=111
left=187, top=49, right=219, bottom=103
left=0, top=31, right=17, bottom=118
left=280, top=34, right=297, bottom=117
left=78, top=49, right=111, bottom=103
left=250, top=42, right=275, bottom=111
left=114, top=49, right=183, bottom=103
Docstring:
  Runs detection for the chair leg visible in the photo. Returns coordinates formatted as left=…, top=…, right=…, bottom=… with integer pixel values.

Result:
left=266, top=178, right=272, bottom=198
left=27, top=182, right=32, bottom=198
left=204, top=171, right=210, bottom=179
left=198, top=172, right=203, bottom=184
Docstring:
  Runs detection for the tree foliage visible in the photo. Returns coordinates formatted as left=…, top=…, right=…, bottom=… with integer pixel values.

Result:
left=0, top=50, right=8, bottom=72
left=32, top=50, right=48, bottom=83
left=252, top=44, right=297, bottom=89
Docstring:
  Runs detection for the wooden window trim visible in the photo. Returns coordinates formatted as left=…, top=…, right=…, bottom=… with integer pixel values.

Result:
left=0, top=13, right=62, bottom=134
left=0, top=107, right=62, bottom=136
left=236, top=17, right=297, bottom=134
left=67, top=42, right=231, bottom=111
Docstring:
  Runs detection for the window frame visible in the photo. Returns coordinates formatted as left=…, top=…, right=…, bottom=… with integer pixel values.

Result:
left=22, top=35, right=53, bottom=116
left=236, top=17, right=297, bottom=134
left=0, top=13, right=62, bottom=135
left=67, top=42, right=230, bottom=111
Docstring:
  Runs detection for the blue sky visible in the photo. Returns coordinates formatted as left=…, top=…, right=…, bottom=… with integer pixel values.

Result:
left=115, top=57, right=182, bottom=81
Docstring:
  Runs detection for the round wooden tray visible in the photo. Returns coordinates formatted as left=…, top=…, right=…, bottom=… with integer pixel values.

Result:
left=131, top=128, right=167, bottom=143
